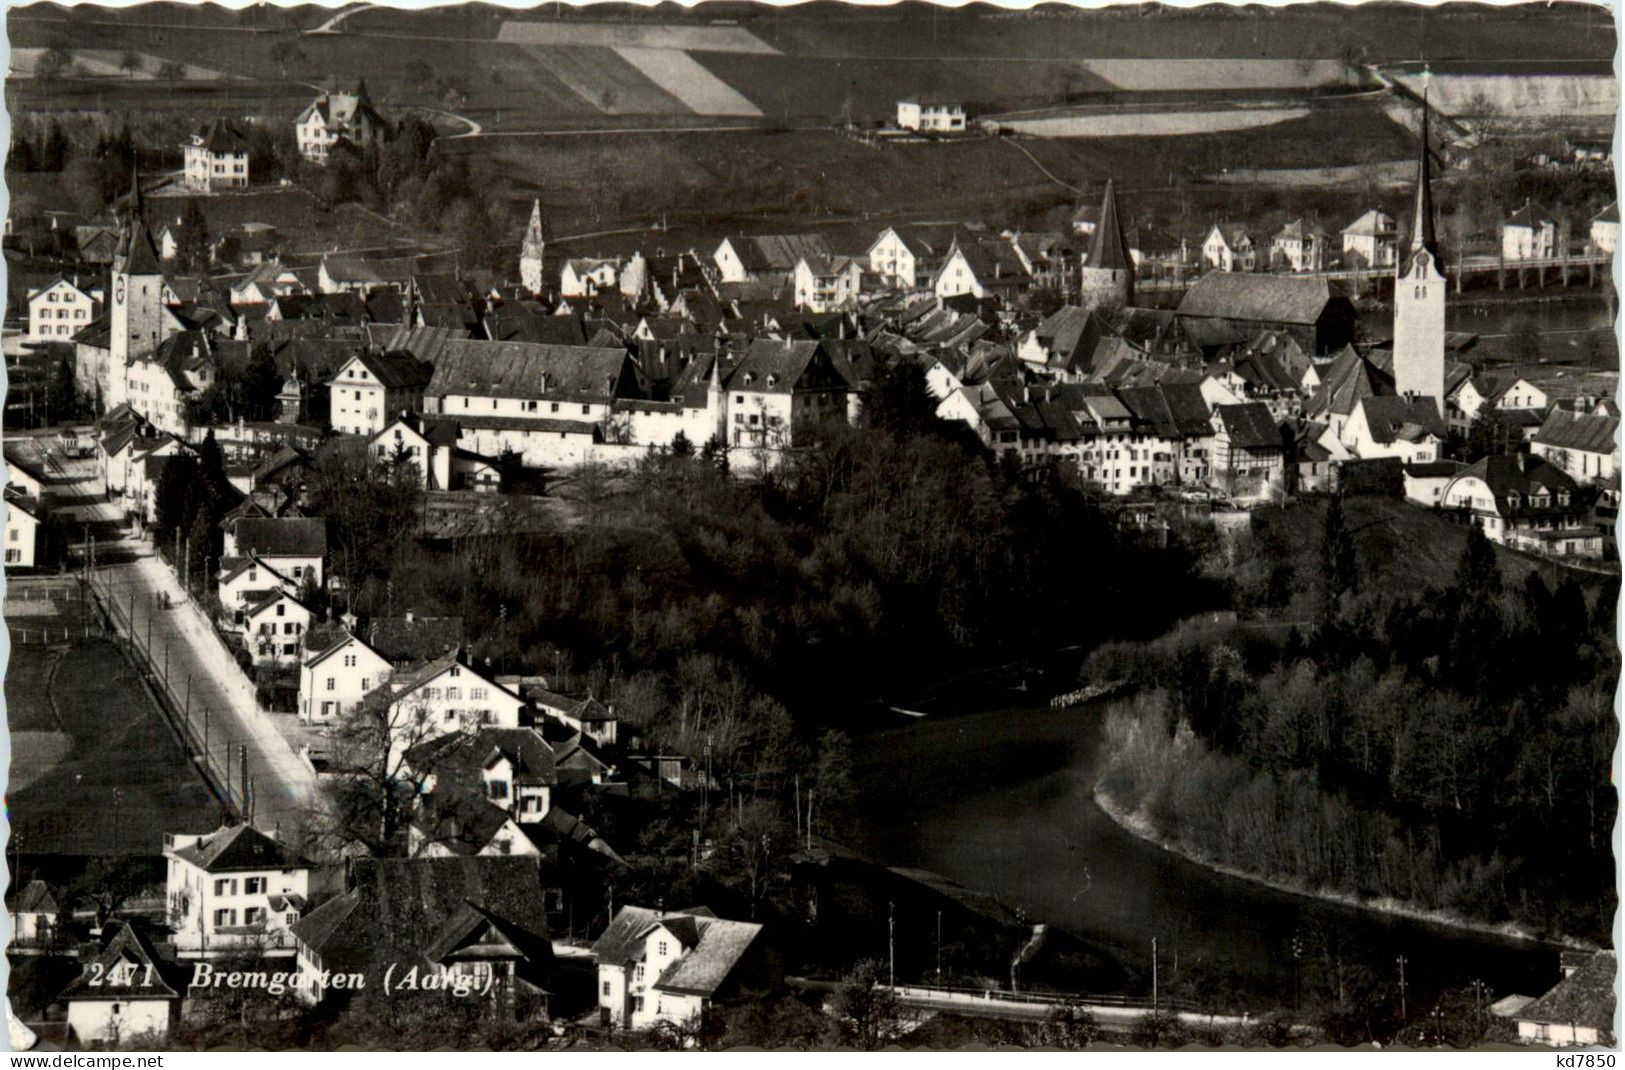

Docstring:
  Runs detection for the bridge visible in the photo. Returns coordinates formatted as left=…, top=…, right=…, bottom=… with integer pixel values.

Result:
left=1132, top=249, right=1614, bottom=299
left=790, top=977, right=1262, bottom=1033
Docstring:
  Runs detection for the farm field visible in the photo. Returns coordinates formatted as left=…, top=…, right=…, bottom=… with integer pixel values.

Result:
left=996, top=105, right=1313, bottom=138
left=6, top=581, right=217, bottom=857
left=9, top=3, right=1612, bottom=134
left=459, top=97, right=1418, bottom=241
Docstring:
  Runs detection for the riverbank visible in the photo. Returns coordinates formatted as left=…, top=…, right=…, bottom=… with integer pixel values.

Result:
left=1090, top=785, right=1594, bottom=952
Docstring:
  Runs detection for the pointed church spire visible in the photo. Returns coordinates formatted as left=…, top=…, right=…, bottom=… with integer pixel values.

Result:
left=1087, top=178, right=1133, bottom=272
left=118, top=158, right=162, bottom=276
left=1405, top=75, right=1441, bottom=269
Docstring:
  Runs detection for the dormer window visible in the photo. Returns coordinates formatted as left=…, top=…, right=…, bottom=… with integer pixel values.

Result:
left=1558, top=490, right=1571, bottom=506
left=1506, top=493, right=1521, bottom=510
left=766, top=374, right=778, bottom=388
left=742, top=372, right=755, bottom=386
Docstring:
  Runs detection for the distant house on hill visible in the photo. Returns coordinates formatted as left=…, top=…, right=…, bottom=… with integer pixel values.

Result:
left=295, top=82, right=386, bottom=164
left=182, top=119, right=249, bottom=192
left=896, top=95, right=966, bottom=132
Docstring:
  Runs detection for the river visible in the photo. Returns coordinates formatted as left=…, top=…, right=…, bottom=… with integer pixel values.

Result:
left=1357, top=291, right=1617, bottom=369
left=851, top=699, right=1566, bottom=1011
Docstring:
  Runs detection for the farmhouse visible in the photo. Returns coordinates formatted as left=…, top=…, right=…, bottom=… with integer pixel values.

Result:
left=182, top=119, right=250, bottom=192
left=1211, top=401, right=1284, bottom=500
left=896, top=95, right=967, bottom=132
left=165, top=823, right=312, bottom=957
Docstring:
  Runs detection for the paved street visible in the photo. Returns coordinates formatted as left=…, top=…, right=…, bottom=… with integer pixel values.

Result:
left=55, top=458, right=321, bottom=837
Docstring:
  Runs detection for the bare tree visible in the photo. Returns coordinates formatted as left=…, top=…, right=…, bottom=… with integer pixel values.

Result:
left=309, top=695, right=449, bottom=857
left=118, top=50, right=143, bottom=78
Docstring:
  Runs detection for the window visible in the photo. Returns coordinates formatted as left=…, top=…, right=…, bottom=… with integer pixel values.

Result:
left=635, top=964, right=644, bottom=981
left=244, top=907, right=266, bottom=925
left=658, top=940, right=668, bottom=956
left=582, top=405, right=591, bottom=415
left=326, top=677, right=336, bottom=691
left=245, top=877, right=266, bottom=894
left=344, top=654, right=356, bottom=668
left=602, top=981, right=611, bottom=997
left=633, top=996, right=644, bottom=1013
left=446, top=687, right=461, bottom=701
left=213, top=908, right=236, bottom=927
left=471, top=687, right=487, bottom=700
left=488, top=780, right=509, bottom=800
left=214, top=879, right=236, bottom=896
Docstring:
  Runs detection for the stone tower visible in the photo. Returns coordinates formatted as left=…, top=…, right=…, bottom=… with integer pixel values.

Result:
left=1392, top=90, right=1447, bottom=417
left=108, top=164, right=166, bottom=411
left=1078, top=179, right=1135, bottom=310
left=520, top=199, right=546, bottom=295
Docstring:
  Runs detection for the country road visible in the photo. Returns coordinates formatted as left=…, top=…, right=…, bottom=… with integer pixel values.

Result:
left=59, top=464, right=321, bottom=837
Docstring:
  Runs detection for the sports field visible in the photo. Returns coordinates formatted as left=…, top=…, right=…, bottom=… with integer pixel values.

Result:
left=7, top=580, right=217, bottom=857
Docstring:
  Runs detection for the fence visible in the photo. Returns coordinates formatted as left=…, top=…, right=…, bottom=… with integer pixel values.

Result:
left=885, top=982, right=1202, bottom=1016
left=10, top=625, right=100, bottom=644
left=85, top=569, right=249, bottom=819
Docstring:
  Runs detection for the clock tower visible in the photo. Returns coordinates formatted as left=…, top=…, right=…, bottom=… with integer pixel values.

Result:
left=1392, top=88, right=1447, bottom=418
left=108, top=164, right=166, bottom=411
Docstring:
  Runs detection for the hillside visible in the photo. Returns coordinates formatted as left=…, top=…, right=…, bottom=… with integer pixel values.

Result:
left=1248, top=495, right=1573, bottom=597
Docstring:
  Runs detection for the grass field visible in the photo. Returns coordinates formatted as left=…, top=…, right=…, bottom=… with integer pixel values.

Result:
left=7, top=584, right=218, bottom=857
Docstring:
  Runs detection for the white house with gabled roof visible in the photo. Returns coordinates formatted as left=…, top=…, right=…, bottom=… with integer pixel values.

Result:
left=217, top=555, right=300, bottom=623
left=592, top=905, right=766, bottom=1031
left=165, top=824, right=311, bottom=957
left=28, top=276, right=98, bottom=342
left=299, top=631, right=393, bottom=726
left=384, top=653, right=526, bottom=763
left=239, top=589, right=314, bottom=666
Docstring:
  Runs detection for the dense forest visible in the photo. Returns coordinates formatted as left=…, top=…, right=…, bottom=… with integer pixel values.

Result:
left=324, top=367, right=1225, bottom=748
left=1091, top=500, right=1618, bottom=943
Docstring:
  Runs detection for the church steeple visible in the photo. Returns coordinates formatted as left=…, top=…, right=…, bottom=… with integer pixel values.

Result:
left=1402, top=79, right=1441, bottom=273
left=520, top=199, right=546, bottom=295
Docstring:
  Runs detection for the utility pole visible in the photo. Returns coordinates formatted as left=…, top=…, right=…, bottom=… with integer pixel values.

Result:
left=805, top=790, right=815, bottom=854
left=1152, top=936, right=1159, bottom=1012
left=1397, top=955, right=1408, bottom=1021
left=936, top=910, right=943, bottom=983
left=888, top=900, right=896, bottom=988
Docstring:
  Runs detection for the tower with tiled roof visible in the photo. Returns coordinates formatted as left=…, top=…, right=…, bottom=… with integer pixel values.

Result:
left=520, top=199, right=547, bottom=295
left=1079, top=178, right=1135, bottom=310
left=1393, top=80, right=1447, bottom=417
left=108, top=163, right=167, bottom=410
